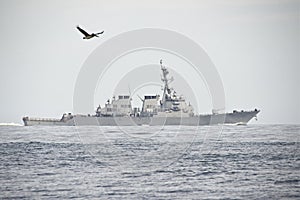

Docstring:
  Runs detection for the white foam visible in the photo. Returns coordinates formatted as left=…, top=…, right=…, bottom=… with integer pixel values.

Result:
left=0, top=122, right=23, bottom=126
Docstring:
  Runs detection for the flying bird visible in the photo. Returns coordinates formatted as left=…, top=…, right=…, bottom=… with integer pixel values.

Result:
left=76, top=26, right=104, bottom=40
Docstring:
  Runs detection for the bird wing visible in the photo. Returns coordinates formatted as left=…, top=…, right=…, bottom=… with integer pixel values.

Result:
left=96, top=31, right=104, bottom=35
left=76, top=26, right=90, bottom=36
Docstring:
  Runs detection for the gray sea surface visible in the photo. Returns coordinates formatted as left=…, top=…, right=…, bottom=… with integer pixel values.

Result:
left=0, top=124, right=299, bottom=199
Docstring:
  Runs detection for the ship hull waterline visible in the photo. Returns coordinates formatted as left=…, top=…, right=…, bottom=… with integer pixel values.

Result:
left=23, top=110, right=259, bottom=126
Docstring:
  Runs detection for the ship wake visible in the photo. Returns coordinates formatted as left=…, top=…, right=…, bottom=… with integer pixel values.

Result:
left=0, top=123, right=23, bottom=126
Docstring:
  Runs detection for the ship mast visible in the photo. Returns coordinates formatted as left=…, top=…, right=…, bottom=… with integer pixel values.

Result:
left=160, top=59, right=171, bottom=109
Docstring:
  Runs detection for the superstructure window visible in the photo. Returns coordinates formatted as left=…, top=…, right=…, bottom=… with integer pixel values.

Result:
left=145, top=95, right=157, bottom=100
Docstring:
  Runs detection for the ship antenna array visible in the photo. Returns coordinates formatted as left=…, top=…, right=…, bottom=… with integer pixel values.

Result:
left=160, top=59, right=172, bottom=109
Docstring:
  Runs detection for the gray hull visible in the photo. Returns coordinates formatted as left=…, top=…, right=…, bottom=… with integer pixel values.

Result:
left=23, top=110, right=259, bottom=126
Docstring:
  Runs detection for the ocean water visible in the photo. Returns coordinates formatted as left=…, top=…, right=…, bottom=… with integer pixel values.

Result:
left=0, top=124, right=299, bottom=199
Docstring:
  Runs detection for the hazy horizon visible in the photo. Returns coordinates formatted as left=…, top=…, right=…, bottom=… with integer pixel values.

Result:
left=0, top=0, right=299, bottom=124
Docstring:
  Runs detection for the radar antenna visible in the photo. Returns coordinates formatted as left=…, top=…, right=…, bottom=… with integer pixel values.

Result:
left=160, top=60, right=172, bottom=109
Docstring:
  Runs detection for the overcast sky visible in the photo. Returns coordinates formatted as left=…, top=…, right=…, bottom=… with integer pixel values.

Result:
left=0, top=0, right=299, bottom=124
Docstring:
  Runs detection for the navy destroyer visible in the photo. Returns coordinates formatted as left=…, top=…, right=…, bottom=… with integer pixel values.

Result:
left=23, top=61, right=260, bottom=126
